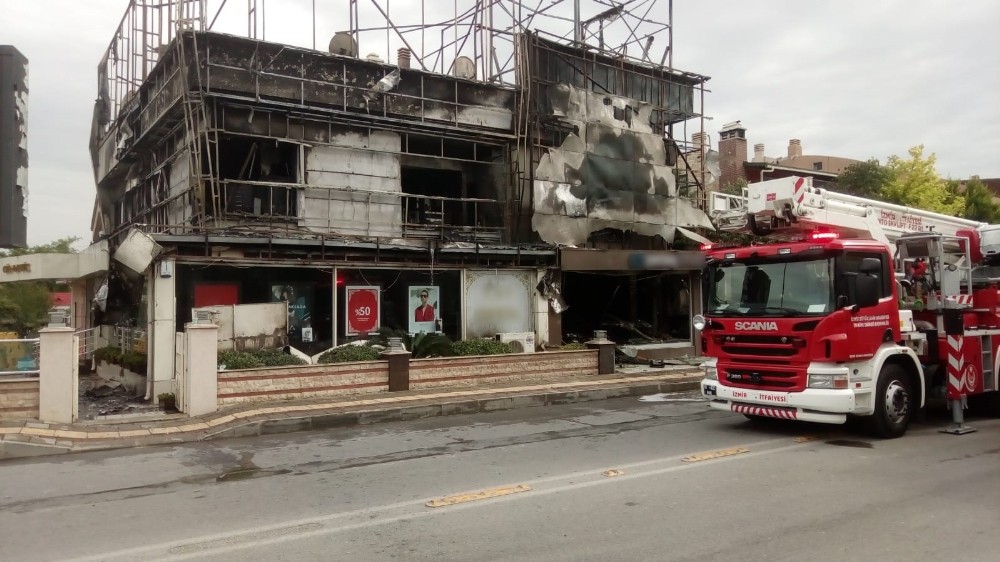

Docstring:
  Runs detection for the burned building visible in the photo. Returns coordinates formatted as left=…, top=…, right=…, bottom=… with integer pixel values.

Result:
left=90, top=0, right=712, bottom=396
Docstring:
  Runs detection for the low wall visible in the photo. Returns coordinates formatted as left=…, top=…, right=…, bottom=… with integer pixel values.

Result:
left=410, top=350, right=598, bottom=389
left=0, top=378, right=40, bottom=420
left=217, top=361, right=390, bottom=406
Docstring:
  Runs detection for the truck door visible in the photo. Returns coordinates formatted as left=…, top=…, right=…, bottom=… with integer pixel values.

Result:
left=838, top=251, right=896, bottom=360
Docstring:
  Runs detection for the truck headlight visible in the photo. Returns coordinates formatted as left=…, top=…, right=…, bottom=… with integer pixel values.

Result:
left=693, top=314, right=706, bottom=331
left=704, top=364, right=718, bottom=381
left=808, top=374, right=848, bottom=389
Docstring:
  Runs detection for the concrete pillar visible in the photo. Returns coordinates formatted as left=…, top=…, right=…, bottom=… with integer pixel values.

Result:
left=382, top=349, right=411, bottom=391
left=70, top=280, right=87, bottom=330
left=184, top=323, right=218, bottom=416
left=38, top=327, right=78, bottom=424
left=150, top=258, right=176, bottom=399
left=586, top=330, right=616, bottom=375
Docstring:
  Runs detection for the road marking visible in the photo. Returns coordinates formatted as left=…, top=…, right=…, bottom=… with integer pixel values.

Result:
left=70, top=436, right=811, bottom=561
left=425, top=484, right=531, bottom=508
left=681, top=446, right=749, bottom=462
left=602, top=469, right=624, bottom=477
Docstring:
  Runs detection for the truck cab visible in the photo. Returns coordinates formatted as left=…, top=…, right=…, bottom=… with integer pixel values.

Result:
left=698, top=232, right=914, bottom=435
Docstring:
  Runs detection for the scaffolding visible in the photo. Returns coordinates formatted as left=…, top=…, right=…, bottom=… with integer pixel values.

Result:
left=99, top=1, right=691, bottom=125
left=96, top=1, right=710, bottom=245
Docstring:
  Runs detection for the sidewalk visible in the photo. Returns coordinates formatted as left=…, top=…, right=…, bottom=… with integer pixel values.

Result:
left=0, top=365, right=703, bottom=459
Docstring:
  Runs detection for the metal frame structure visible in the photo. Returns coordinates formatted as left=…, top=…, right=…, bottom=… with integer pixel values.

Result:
left=99, top=0, right=689, bottom=126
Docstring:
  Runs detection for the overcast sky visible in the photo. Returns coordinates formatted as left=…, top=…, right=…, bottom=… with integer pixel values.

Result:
left=2, top=0, right=998, bottom=246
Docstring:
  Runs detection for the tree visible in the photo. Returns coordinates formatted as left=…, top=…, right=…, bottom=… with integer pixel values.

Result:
left=835, top=158, right=894, bottom=199
left=0, top=237, right=79, bottom=335
left=951, top=177, right=1000, bottom=223
left=881, top=145, right=964, bottom=215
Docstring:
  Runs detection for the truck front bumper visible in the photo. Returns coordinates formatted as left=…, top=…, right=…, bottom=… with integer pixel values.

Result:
left=701, top=379, right=855, bottom=425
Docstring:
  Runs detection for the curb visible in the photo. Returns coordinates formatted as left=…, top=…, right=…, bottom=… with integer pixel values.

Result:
left=0, top=374, right=701, bottom=459
left=205, top=379, right=701, bottom=441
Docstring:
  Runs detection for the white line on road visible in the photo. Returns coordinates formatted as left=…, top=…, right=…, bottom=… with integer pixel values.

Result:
left=66, top=436, right=808, bottom=562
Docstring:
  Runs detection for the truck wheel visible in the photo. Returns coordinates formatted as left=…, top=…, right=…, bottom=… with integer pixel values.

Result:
left=867, top=364, right=914, bottom=439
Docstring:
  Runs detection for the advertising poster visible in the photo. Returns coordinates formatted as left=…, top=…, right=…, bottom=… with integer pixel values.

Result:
left=271, top=284, right=313, bottom=342
left=408, top=285, right=440, bottom=334
left=465, top=271, right=532, bottom=338
left=345, top=285, right=381, bottom=336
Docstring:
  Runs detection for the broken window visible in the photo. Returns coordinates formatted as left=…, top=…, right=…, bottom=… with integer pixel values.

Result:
left=215, top=135, right=299, bottom=218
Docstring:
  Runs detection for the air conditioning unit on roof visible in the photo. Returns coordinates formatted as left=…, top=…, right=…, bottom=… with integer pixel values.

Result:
left=496, top=332, right=536, bottom=353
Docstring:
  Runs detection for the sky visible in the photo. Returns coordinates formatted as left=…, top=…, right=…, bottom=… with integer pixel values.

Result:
left=1, top=0, right=998, bottom=247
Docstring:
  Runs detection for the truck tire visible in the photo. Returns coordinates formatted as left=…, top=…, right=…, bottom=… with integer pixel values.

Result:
left=867, top=364, right=914, bottom=439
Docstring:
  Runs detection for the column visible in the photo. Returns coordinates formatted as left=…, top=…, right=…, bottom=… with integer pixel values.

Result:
left=150, top=258, right=177, bottom=399
left=38, top=327, right=78, bottom=424
left=184, top=323, right=218, bottom=416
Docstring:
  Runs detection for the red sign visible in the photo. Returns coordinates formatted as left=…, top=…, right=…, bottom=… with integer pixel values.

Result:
left=346, top=286, right=380, bottom=335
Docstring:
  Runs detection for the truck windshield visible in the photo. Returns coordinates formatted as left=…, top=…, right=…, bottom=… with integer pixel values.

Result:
left=707, top=258, right=835, bottom=316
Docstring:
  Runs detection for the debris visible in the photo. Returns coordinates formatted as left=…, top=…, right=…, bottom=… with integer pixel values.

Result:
left=363, top=68, right=401, bottom=107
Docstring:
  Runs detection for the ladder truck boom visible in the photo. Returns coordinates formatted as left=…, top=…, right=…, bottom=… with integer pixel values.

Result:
left=710, top=176, right=1000, bottom=254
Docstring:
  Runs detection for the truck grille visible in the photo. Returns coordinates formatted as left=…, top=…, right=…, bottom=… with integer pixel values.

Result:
left=722, top=367, right=799, bottom=390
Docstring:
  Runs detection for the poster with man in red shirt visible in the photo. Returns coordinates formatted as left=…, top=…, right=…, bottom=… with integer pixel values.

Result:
left=409, top=286, right=440, bottom=334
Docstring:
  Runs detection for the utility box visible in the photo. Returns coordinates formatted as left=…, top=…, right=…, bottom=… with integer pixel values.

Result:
left=0, top=45, right=28, bottom=249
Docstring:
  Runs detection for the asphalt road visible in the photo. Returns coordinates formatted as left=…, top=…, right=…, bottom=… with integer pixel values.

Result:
left=1, top=392, right=998, bottom=562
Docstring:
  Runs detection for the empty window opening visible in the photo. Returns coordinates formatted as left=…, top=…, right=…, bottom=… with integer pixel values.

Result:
left=215, top=136, right=299, bottom=217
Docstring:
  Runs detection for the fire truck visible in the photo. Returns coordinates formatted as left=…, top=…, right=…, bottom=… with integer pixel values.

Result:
left=698, top=176, right=1000, bottom=437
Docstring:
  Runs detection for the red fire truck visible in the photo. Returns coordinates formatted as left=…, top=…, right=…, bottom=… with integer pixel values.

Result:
left=698, top=176, right=1000, bottom=437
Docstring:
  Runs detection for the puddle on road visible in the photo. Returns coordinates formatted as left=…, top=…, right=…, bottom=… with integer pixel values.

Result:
left=825, top=439, right=874, bottom=449
left=215, top=451, right=292, bottom=482
left=216, top=467, right=292, bottom=482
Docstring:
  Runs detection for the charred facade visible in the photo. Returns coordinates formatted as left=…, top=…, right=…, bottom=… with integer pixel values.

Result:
left=90, top=1, right=713, bottom=396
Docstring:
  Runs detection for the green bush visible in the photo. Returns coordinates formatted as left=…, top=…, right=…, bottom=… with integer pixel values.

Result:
left=94, top=346, right=123, bottom=364
left=317, top=343, right=382, bottom=364
left=452, top=338, right=514, bottom=356
left=409, top=333, right=454, bottom=358
left=559, top=342, right=588, bottom=350
left=252, top=347, right=308, bottom=367
left=217, top=348, right=307, bottom=370
left=121, top=351, right=148, bottom=374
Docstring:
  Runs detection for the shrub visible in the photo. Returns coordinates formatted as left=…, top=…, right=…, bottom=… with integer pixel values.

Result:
left=409, top=333, right=454, bottom=358
left=218, top=349, right=264, bottom=370
left=121, top=351, right=148, bottom=374
left=217, top=348, right=306, bottom=370
left=317, top=343, right=382, bottom=364
left=252, top=347, right=308, bottom=367
left=560, top=342, right=588, bottom=351
left=94, top=346, right=123, bottom=364
left=452, top=338, right=514, bottom=356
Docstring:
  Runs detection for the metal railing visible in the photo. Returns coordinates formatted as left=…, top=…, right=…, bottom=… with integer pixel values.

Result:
left=114, top=327, right=148, bottom=354
left=77, top=328, right=97, bottom=361
left=0, top=338, right=41, bottom=378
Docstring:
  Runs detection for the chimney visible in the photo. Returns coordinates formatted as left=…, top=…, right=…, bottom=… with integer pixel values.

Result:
left=753, top=143, right=765, bottom=162
left=788, top=139, right=802, bottom=158
left=692, top=132, right=709, bottom=150
left=397, top=47, right=411, bottom=69
left=718, top=121, right=748, bottom=187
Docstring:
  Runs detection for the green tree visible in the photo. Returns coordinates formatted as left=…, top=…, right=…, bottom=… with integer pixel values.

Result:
left=0, top=237, right=79, bottom=335
left=881, top=145, right=964, bottom=215
left=835, top=158, right=894, bottom=198
left=951, top=177, right=1000, bottom=223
